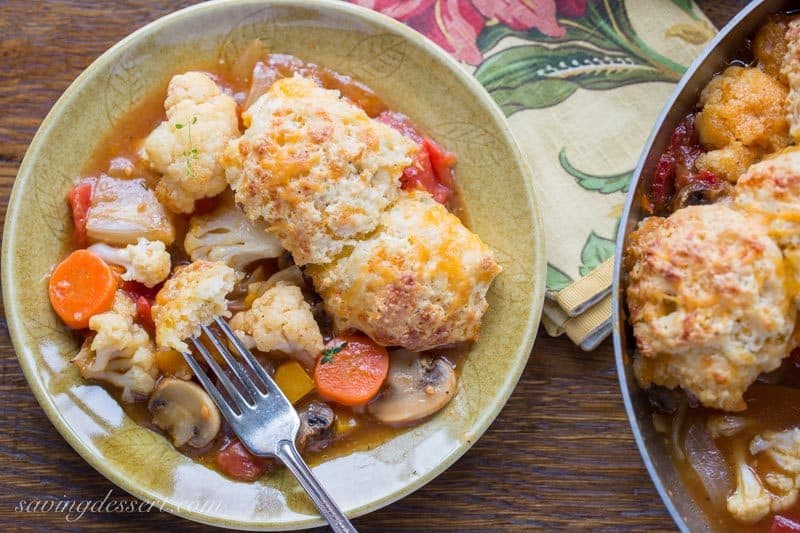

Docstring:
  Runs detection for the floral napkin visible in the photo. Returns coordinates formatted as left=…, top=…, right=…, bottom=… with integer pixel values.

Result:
left=350, top=0, right=716, bottom=349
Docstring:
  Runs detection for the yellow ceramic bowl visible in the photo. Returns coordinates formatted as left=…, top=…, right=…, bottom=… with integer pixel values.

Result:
left=1, top=0, right=545, bottom=529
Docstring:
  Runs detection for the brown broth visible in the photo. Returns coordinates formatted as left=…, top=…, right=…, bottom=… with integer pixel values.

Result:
left=74, top=51, right=471, bottom=481
left=661, top=381, right=800, bottom=532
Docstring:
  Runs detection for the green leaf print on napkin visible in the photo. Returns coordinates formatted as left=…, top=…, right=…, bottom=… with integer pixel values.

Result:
left=547, top=263, right=574, bottom=292
left=478, top=16, right=617, bottom=53
left=559, top=148, right=632, bottom=194
left=475, top=44, right=673, bottom=114
left=669, top=0, right=700, bottom=20
left=475, top=0, right=686, bottom=114
left=580, top=231, right=616, bottom=277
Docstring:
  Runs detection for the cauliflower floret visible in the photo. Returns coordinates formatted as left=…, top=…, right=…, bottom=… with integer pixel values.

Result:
left=725, top=428, right=800, bottom=524
left=88, top=237, right=171, bottom=288
left=751, top=428, right=800, bottom=473
left=71, top=291, right=158, bottom=402
left=694, top=141, right=758, bottom=184
left=229, top=281, right=323, bottom=369
left=696, top=66, right=790, bottom=182
left=152, top=260, right=240, bottom=353
left=142, top=72, right=240, bottom=213
left=727, top=461, right=773, bottom=524
left=184, top=195, right=283, bottom=271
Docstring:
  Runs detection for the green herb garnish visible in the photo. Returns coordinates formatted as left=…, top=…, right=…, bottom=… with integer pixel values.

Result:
left=320, top=341, right=348, bottom=364
left=178, top=115, right=199, bottom=177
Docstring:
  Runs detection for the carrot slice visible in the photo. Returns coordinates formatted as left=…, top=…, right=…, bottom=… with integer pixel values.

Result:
left=314, top=334, right=389, bottom=406
left=48, top=249, right=117, bottom=329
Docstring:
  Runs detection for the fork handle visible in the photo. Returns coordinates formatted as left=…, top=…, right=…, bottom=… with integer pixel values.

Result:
left=276, top=440, right=357, bottom=533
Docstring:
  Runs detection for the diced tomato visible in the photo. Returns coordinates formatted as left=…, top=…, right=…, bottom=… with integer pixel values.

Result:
left=376, top=111, right=456, bottom=205
left=645, top=114, right=713, bottom=215
left=66, top=180, right=94, bottom=248
left=649, top=154, right=675, bottom=213
left=122, top=280, right=160, bottom=332
left=401, top=149, right=438, bottom=198
left=424, top=137, right=456, bottom=204
left=695, top=170, right=720, bottom=185
left=215, top=438, right=271, bottom=481
left=425, top=137, right=456, bottom=189
left=773, top=515, right=800, bottom=533
left=134, top=296, right=155, bottom=332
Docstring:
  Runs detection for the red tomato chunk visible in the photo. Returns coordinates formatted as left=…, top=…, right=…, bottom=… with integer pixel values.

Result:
left=645, top=114, right=721, bottom=215
left=376, top=111, right=456, bottom=205
left=215, top=438, right=273, bottom=481
left=122, top=280, right=161, bottom=332
left=66, top=180, right=94, bottom=248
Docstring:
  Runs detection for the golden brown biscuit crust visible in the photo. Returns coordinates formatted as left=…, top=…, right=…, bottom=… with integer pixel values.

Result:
left=626, top=205, right=795, bottom=411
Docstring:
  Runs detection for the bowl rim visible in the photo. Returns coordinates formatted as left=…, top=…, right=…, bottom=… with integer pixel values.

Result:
left=611, top=1, right=769, bottom=531
left=1, top=0, right=546, bottom=529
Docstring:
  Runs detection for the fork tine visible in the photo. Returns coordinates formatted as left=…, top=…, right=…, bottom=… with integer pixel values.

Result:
left=200, top=324, right=265, bottom=398
left=190, top=337, right=253, bottom=411
left=180, top=350, right=241, bottom=421
left=215, top=317, right=276, bottom=390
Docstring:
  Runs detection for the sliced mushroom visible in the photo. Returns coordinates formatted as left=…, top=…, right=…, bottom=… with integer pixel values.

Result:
left=147, top=378, right=221, bottom=448
left=368, top=350, right=456, bottom=425
left=671, top=179, right=733, bottom=211
left=297, top=401, right=335, bottom=453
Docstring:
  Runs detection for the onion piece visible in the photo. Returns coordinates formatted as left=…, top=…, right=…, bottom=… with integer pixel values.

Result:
left=230, top=39, right=268, bottom=85
left=243, top=61, right=276, bottom=111
left=684, top=417, right=733, bottom=509
left=652, top=413, right=669, bottom=434
left=672, top=399, right=688, bottom=462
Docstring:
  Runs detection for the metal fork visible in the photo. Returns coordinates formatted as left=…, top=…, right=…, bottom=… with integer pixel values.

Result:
left=180, top=317, right=357, bottom=533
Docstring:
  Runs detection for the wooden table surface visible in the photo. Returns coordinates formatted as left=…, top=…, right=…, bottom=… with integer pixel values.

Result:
left=0, top=1, right=748, bottom=531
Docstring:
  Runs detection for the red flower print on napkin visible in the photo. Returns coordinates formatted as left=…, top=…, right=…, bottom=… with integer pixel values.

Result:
left=351, top=0, right=566, bottom=65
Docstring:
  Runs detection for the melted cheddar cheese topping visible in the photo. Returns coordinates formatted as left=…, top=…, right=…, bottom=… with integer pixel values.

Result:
left=223, top=75, right=416, bottom=265
left=626, top=204, right=795, bottom=411
left=308, top=190, right=501, bottom=352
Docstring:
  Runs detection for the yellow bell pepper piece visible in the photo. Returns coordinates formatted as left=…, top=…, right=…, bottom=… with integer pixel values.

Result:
left=334, top=411, right=360, bottom=435
left=154, top=348, right=192, bottom=379
left=274, top=360, right=314, bottom=404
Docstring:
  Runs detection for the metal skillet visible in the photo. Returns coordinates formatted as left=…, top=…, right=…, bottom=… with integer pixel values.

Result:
left=612, top=0, right=790, bottom=530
